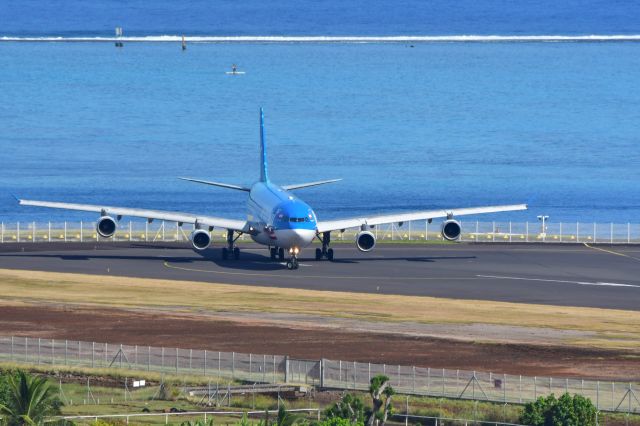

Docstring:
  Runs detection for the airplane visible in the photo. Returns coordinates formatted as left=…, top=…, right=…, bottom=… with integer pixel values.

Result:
left=18, top=108, right=527, bottom=270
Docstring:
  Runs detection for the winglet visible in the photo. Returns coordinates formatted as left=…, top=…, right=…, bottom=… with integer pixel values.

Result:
left=11, top=194, right=20, bottom=203
left=259, top=107, right=269, bottom=182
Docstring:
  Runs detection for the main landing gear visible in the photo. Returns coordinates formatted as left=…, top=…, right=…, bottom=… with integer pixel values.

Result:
left=269, top=247, right=285, bottom=261
left=315, top=231, right=334, bottom=261
left=221, top=229, right=241, bottom=260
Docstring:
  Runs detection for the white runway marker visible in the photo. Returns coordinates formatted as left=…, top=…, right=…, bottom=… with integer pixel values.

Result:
left=477, top=275, right=640, bottom=288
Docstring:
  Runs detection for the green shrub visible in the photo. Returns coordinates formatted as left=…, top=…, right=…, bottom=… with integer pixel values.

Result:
left=520, top=393, right=596, bottom=426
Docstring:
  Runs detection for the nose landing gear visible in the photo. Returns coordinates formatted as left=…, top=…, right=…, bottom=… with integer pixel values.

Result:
left=286, top=247, right=300, bottom=270
left=286, top=257, right=299, bottom=270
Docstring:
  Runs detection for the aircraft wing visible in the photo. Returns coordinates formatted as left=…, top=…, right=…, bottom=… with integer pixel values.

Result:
left=316, top=204, right=527, bottom=233
left=18, top=199, right=251, bottom=232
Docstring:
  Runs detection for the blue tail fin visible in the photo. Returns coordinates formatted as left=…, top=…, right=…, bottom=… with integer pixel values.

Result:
left=259, top=107, right=269, bottom=182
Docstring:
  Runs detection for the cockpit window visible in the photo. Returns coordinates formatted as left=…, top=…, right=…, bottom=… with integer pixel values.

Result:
left=289, top=217, right=305, bottom=222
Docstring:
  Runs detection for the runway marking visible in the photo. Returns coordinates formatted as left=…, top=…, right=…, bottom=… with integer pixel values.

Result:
left=162, top=260, right=475, bottom=281
left=583, top=243, right=640, bottom=262
left=477, top=274, right=640, bottom=288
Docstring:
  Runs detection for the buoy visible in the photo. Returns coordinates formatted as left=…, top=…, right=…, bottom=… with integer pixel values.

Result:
left=181, top=35, right=186, bottom=51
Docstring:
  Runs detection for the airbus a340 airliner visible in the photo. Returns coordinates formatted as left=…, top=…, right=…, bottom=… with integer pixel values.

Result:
left=19, top=109, right=527, bottom=270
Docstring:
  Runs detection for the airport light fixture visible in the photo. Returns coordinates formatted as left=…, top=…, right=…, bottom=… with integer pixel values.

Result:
left=537, top=215, right=549, bottom=235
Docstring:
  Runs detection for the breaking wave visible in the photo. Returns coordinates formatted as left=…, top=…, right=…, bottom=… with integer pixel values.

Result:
left=2, top=34, right=640, bottom=43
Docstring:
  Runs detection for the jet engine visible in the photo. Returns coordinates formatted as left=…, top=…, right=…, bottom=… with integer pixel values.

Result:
left=96, top=216, right=117, bottom=238
left=190, top=229, right=212, bottom=250
left=356, top=230, right=376, bottom=252
left=441, top=219, right=462, bottom=241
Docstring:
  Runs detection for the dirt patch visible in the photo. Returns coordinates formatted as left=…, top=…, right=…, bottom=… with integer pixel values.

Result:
left=1, top=304, right=638, bottom=380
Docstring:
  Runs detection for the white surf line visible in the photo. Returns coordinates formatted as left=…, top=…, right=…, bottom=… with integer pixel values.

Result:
left=477, top=274, right=640, bottom=288
left=3, top=35, right=640, bottom=43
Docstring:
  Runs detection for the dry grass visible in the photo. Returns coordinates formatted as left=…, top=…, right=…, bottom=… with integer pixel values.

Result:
left=0, top=268, right=639, bottom=350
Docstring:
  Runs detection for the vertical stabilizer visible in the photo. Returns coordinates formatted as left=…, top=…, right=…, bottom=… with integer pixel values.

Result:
left=259, top=107, right=269, bottom=182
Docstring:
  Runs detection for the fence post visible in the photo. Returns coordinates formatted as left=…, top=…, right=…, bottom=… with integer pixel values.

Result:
left=526, top=222, right=529, bottom=242
left=148, top=346, right=151, bottom=371
left=65, top=340, right=68, bottom=365
left=596, top=381, right=599, bottom=410
left=32, top=221, right=36, bottom=242
left=519, top=375, right=522, bottom=403
left=92, top=342, right=95, bottom=368
left=504, top=375, right=508, bottom=402
left=17, top=222, right=20, bottom=243
left=593, top=222, right=596, bottom=243
left=442, top=368, right=445, bottom=396
left=232, top=351, right=236, bottom=379
left=534, top=376, right=537, bottom=399
left=24, top=337, right=28, bottom=362
left=577, top=221, right=580, bottom=243
left=407, top=365, right=416, bottom=392
left=10, top=336, right=13, bottom=361
left=610, top=223, right=613, bottom=243
left=284, top=356, right=289, bottom=383
left=509, top=221, right=512, bottom=243
left=80, top=221, right=83, bottom=242
left=203, top=350, right=207, bottom=376
left=38, top=338, right=41, bottom=364
left=559, top=222, right=562, bottom=242
left=353, top=362, right=357, bottom=389
left=628, top=223, right=631, bottom=244
left=48, top=222, right=51, bottom=242
left=64, top=221, right=67, bottom=242
left=175, top=348, right=179, bottom=374
left=51, top=339, right=54, bottom=364
left=129, top=221, right=132, bottom=242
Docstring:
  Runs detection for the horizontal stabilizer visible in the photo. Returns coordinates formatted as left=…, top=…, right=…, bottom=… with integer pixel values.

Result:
left=283, top=178, right=342, bottom=190
left=178, top=177, right=251, bottom=192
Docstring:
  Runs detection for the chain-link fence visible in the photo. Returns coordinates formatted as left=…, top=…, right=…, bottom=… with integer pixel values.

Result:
left=1, top=220, right=639, bottom=244
left=0, top=336, right=638, bottom=414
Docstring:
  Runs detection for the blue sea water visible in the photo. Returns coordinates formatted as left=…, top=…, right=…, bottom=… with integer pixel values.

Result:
left=2, top=0, right=640, bottom=37
left=0, top=1, right=639, bottom=224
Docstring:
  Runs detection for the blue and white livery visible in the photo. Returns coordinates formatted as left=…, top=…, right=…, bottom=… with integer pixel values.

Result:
left=19, top=108, right=527, bottom=270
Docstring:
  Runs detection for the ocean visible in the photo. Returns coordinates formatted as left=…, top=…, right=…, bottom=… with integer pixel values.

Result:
left=0, top=1, right=639, bottom=224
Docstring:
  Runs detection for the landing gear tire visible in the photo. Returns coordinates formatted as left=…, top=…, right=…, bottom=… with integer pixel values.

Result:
left=286, top=257, right=299, bottom=270
left=233, top=247, right=240, bottom=260
left=278, top=248, right=285, bottom=261
left=270, top=247, right=277, bottom=260
left=315, top=248, right=322, bottom=260
left=327, top=248, right=334, bottom=261
left=222, top=247, right=229, bottom=260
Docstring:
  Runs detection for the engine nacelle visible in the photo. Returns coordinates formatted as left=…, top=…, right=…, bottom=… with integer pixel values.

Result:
left=190, top=229, right=212, bottom=250
left=96, top=216, right=117, bottom=238
left=356, top=231, right=376, bottom=252
left=441, top=219, right=462, bottom=241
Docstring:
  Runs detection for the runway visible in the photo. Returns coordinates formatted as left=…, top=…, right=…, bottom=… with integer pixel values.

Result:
left=0, top=242, right=639, bottom=310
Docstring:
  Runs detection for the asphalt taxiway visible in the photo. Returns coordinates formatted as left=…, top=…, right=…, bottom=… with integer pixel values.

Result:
left=0, top=242, right=638, bottom=310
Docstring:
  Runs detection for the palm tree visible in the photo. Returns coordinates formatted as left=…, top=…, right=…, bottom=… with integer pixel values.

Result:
left=0, top=370, right=62, bottom=426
